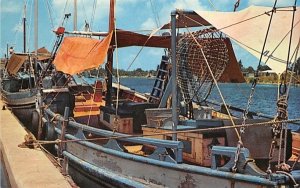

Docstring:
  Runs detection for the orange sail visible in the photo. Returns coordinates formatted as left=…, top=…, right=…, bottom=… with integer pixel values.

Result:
left=53, top=32, right=112, bottom=75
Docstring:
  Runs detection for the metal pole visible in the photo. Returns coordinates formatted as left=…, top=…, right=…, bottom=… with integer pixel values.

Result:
left=34, top=0, right=38, bottom=55
left=171, top=10, right=178, bottom=141
left=6, top=44, right=8, bottom=62
left=61, top=107, right=69, bottom=175
left=23, top=3, right=26, bottom=53
left=74, top=0, right=78, bottom=31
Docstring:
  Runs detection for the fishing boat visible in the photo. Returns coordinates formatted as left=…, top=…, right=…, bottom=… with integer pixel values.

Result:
left=0, top=2, right=51, bottom=127
left=34, top=1, right=300, bottom=187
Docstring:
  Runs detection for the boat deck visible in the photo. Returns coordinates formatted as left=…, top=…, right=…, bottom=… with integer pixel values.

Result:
left=0, top=100, right=72, bottom=188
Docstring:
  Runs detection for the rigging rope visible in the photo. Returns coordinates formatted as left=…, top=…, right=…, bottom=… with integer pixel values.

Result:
left=183, top=26, right=242, bottom=142
left=283, top=0, right=298, bottom=86
left=149, top=0, right=161, bottom=29
left=126, top=37, right=152, bottom=71
left=126, top=1, right=163, bottom=71
left=45, top=0, right=55, bottom=29
left=234, top=0, right=240, bottom=12
left=207, top=0, right=218, bottom=11
left=90, top=0, right=97, bottom=31
left=80, top=0, right=89, bottom=27
left=60, top=0, right=70, bottom=26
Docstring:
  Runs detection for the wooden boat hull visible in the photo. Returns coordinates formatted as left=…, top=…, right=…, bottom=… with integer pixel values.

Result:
left=1, top=89, right=36, bottom=125
left=42, top=106, right=290, bottom=188
left=61, top=134, right=280, bottom=188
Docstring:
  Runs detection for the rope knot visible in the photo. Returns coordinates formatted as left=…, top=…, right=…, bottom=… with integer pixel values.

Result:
left=276, top=95, right=288, bottom=120
left=18, top=134, right=37, bottom=149
left=276, top=163, right=291, bottom=172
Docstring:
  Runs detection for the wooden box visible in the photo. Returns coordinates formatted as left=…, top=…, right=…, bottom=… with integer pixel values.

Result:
left=142, top=126, right=225, bottom=166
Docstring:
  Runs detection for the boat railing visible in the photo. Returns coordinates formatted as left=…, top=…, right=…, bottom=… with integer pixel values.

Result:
left=206, top=99, right=274, bottom=119
left=44, top=108, right=184, bottom=163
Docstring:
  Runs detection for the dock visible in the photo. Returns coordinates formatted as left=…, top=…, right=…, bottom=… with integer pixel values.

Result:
left=0, top=100, right=72, bottom=188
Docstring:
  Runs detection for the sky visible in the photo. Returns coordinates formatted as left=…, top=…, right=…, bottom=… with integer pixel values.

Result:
left=0, top=0, right=299, bottom=71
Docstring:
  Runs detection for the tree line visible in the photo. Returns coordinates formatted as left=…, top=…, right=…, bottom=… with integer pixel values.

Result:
left=89, top=68, right=156, bottom=77
left=88, top=58, right=300, bottom=77
left=239, top=58, right=300, bottom=75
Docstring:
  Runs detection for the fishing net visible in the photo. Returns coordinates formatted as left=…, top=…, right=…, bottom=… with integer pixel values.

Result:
left=176, top=29, right=229, bottom=104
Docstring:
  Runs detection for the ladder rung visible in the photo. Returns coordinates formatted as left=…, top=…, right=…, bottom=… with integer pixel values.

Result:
left=153, top=87, right=163, bottom=91
left=149, top=96, right=160, bottom=100
left=161, top=59, right=169, bottom=63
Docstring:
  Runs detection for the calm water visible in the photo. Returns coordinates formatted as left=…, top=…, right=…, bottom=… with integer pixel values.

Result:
left=120, top=77, right=300, bottom=130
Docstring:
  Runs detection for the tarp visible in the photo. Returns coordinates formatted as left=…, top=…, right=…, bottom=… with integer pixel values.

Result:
left=163, top=6, right=300, bottom=74
left=219, top=38, right=245, bottom=83
left=35, top=47, right=51, bottom=61
left=53, top=32, right=113, bottom=75
left=196, top=6, right=300, bottom=74
left=112, top=30, right=170, bottom=48
left=6, top=53, right=28, bottom=75
left=6, top=47, right=51, bottom=75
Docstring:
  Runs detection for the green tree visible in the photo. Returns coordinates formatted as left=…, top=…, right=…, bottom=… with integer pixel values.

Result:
left=257, top=64, right=271, bottom=71
left=246, top=66, right=255, bottom=73
left=238, top=60, right=244, bottom=70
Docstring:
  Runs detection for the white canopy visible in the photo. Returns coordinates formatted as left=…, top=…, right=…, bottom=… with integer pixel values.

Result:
left=193, top=6, right=300, bottom=74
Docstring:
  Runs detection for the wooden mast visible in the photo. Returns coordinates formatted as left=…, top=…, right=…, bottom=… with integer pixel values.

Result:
left=74, top=0, right=78, bottom=31
left=34, top=0, right=38, bottom=56
left=23, top=3, right=26, bottom=53
left=105, top=0, right=115, bottom=107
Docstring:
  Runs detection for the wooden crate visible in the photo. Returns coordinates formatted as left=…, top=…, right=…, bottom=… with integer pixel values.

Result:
left=142, top=127, right=225, bottom=166
left=100, top=113, right=133, bottom=134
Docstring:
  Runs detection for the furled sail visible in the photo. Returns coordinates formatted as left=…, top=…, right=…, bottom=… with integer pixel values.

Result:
left=194, top=6, right=300, bottom=74
left=53, top=32, right=112, bottom=75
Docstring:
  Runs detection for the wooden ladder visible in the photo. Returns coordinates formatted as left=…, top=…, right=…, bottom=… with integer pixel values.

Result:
left=148, top=55, right=170, bottom=103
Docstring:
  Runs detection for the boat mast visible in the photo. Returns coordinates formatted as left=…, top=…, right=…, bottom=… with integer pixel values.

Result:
left=74, top=0, right=78, bottom=31
left=105, top=0, right=115, bottom=107
left=32, top=0, right=38, bottom=88
left=34, top=0, right=38, bottom=56
left=23, top=3, right=26, bottom=53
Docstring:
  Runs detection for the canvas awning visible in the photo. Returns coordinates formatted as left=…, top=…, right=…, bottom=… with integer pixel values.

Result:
left=6, top=54, right=28, bottom=75
left=112, top=30, right=170, bottom=48
left=163, top=6, right=300, bottom=74
left=53, top=32, right=113, bottom=75
left=35, top=47, right=51, bottom=61
left=6, top=47, right=51, bottom=75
